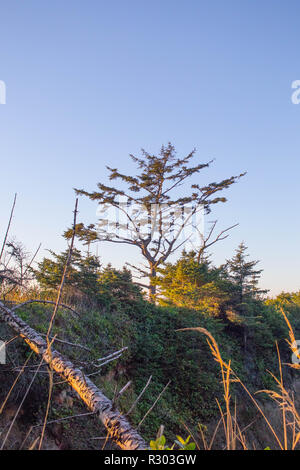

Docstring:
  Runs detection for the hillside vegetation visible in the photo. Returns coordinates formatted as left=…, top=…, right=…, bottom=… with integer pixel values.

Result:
left=1, top=147, right=299, bottom=450
left=1, top=243, right=300, bottom=449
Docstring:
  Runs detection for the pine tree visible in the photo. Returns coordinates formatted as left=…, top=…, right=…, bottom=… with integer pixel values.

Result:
left=226, top=242, right=269, bottom=349
left=67, top=143, right=244, bottom=301
left=33, top=248, right=101, bottom=298
left=153, top=250, right=233, bottom=315
left=226, top=242, right=267, bottom=311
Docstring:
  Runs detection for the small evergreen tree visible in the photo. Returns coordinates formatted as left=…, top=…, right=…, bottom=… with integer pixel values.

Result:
left=153, top=250, right=234, bottom=316
left=34, top=248, right=143, bottom=306
left=34, top=248, right=101, bottom=298
left=226, top=242, right=269, bottom=349
left=98, top=265, right=143, bottom=305
left=226, top=242, right=268, bottom=314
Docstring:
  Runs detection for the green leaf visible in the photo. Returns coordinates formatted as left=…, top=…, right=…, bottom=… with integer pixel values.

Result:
left=176, top=435, right=186, bottom=445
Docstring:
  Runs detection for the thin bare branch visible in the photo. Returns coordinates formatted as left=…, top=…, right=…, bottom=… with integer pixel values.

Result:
left=12, top=299, right=80, bottom=317
left=126, top=375, right=152, bottom=416
left=137, top=380, right=171, bottom=429
left=0, top=193, right=17, bottom=263
left=39, top=334, right=91, bottom=352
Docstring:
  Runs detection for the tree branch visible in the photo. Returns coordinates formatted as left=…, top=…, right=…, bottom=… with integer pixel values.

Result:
left=11, top=300, right=81, bottom=317
left=0, top=300, right=146, bottom=450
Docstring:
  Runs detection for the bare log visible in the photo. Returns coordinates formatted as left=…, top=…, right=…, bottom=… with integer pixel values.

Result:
left=0, top=300, right=146, bottom=450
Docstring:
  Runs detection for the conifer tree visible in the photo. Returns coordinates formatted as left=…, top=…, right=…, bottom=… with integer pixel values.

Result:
left=226, top=243, right=269, bottom=349
left=226, top=242, right=268, bottom=314
left=34, top=248, right=101, bottom=298
left=152, top=250, right=234, bottom=315
left=68, top=143, right=244, bottom=300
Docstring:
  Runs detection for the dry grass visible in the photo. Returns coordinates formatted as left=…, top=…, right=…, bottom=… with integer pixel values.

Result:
left=179, top=309, right=300, bottom=450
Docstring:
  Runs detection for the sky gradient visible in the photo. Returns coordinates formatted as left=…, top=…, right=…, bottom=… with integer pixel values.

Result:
left=1, top=0, right=300, bottom=295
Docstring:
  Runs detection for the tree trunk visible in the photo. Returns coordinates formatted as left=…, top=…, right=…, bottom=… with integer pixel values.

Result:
left=0, top=301, right=146, bottom=450
left=149, top=265, right=156, bottom=303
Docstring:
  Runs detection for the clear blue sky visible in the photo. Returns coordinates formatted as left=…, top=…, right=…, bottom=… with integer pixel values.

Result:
left=1, top=0, right=300, bottom=295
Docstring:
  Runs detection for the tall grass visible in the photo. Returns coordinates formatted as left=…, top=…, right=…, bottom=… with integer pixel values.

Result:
left=179, top=309, right=300, bottom=450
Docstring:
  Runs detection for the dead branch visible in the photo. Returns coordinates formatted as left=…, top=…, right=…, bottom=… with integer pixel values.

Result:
left=12, top=299, right=80, bottom=317
left=194, top=221, right=239, bottom=264
left=0, top=193, right=17, bottom=262
left=23, top=242, right=42, bottom=278
left=96, top=347, right=128, bottom=364
left=137, top=380, right=171, bottom=429
left=0, top=300, right=146, bottom=449
left=126, top=375, right=152, bottom=416
left=47, top=198, right=78, bottom=339
left=113, top=381, right=132, bottom=408
left=39, top=334, right=91, bottom=352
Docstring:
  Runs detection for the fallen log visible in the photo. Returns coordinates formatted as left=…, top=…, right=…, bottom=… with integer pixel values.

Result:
left=0, top=301, right=147, bottom=450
